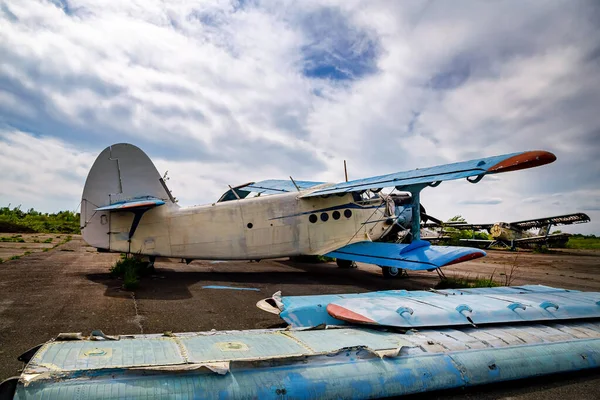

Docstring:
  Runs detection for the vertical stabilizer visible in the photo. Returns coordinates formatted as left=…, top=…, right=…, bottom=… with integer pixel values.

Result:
left=80, top=143, right=175, bottom=250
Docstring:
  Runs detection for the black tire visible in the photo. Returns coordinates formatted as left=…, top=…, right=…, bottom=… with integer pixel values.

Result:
left=382, top=266, right=403, bottom=279
left=336, top=259, right=356, bottom=269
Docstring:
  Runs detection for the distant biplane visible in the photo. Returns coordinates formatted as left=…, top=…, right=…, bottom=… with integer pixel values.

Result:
left=424, top=213, right=591, bottom=249
left=80, top=144, right=556, bottom=278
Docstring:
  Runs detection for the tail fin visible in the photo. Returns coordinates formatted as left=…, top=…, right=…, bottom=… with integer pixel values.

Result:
left=80, top=143, right=176, bottom=249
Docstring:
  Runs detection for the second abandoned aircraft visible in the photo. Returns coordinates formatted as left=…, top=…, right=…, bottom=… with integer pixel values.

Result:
left=80, top=144, right=556, bottom=278
left=425, top=213, right=591, bottom=249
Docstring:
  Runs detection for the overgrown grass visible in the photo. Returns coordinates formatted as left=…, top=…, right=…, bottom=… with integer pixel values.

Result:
left=0, top=206, right=80, bottom=234
left=0, top=235, right=25, bottom=243
left=566, top=235, right=600, bottom=250
left=435, top=274, right=500, bottom=289
left=110, top=254, right=155, bottom=291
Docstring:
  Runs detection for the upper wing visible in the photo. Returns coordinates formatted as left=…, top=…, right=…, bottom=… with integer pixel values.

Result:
left=300, top=151, right=556, bottom=198
left=325, top=240, right=485, bottom=271
left=510, top=213, right=591, bottom=230
left=95, top=196, right=165, bottom=211
left=218, top=179, right=325, bottom=202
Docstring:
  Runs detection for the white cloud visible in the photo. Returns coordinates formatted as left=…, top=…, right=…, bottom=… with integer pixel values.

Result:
left=0, top=0, right=598, bottom=235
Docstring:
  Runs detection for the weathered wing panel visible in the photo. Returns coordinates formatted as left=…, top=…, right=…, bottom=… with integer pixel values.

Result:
left=325, top=240, right=485, bottom=271
left=327, top=291, right=600, bottom=328
left=9, top=322, right=600, bottom=400
left=300, top=150, right=556, bottom=198
left=260, top=285, right=580, bottom=328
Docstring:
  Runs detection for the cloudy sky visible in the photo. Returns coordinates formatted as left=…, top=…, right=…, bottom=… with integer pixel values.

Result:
left=1, top=0, right=599, bottom=234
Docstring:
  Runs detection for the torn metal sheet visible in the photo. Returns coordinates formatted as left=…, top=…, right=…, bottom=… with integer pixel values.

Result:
left=6, top=321, right=600, bottom=400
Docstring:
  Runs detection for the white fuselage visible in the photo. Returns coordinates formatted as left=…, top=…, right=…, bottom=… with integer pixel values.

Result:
left=103, top=191, right=392, bottom=260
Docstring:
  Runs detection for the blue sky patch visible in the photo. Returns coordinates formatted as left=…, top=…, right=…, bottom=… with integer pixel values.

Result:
left=300, top=8, right=378, bottom=80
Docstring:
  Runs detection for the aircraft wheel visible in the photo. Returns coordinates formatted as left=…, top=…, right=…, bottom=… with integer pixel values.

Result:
left=382, top=266, right=404, bottom=279
left=336, top=259, right=356, bottom=269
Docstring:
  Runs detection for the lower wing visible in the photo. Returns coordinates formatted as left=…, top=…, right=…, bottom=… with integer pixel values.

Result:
left=325, top=240, right=485, bottom=271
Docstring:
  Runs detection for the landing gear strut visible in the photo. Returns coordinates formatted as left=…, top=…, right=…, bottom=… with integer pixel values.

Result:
left=382, top=266, right=408, bottom=279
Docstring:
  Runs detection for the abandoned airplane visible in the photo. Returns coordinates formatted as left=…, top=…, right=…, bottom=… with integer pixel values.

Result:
left=80, top=144, right=556, bottom=278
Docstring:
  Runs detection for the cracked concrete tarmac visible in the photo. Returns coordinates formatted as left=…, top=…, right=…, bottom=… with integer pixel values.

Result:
left=1, top=235, right=600, bottom=399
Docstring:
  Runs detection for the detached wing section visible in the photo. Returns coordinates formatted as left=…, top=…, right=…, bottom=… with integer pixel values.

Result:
left=301, top=151, right=555, bottom=198
left=325, top=240, right=485, bottom=271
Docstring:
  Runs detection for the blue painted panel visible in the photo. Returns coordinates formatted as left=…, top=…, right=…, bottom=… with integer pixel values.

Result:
left=301, top=152, right=523, bottom=198
left=278, top=290, right=437, bottom=327
left=28, top=338, right=184, bottom=370
left=95, top=197, right=165, bottom=211
left=181, top=331, right=309, bottom=362
left=325, top=241, right=485, bottom=270
left=12, top=336, right=600, bottom=399
left=329, top=291, right=600, bottom=328
left=271, top=286, right=587, bottom=328
left=247, top=179, right=325, bottom=194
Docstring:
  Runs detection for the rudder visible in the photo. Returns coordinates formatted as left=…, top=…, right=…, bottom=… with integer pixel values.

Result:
left=80, top=143, right=175, bottom=250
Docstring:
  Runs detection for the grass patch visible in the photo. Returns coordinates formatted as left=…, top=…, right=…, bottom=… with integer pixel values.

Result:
left=110, top=254, right=155, bottom=291
left=566, top=235, right=600, bottom=250
left=435, top=273, right=500, bottom=289
left=8, top=255, right=20, bottom=261
left=0, top=236, right=26, bottom=243
left=290, top=255, right=336, bottom=263
left=42, top=248, right=50, bottom=252
left=42, top=238, right=53, bottom=243
left=24, top=251, right=31, bottom=256
left=0, top=258, right=3, bottom=263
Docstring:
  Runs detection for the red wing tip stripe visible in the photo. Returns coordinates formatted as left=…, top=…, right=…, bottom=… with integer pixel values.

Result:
left=487, top=151, right=556, bottom=173
left=327, top=304, right=377, bottom=324
left=443, top=252, right=485, bottom=267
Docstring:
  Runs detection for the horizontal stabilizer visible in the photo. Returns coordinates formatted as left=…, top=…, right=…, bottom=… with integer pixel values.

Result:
left=95, top=197, right=165, bottom=211
left=325, top=240, right=485, bottom=271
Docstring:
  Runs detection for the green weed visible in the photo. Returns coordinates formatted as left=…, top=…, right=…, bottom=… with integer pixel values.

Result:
left=110, top=254, right=154, bottom=291
left=42, top=238, right=53, bottom=243
left=435, top=272, right=500, bottom=289
left=8, top=255, right=20, bottom=261
left=0, top=236, right=25, bottom=243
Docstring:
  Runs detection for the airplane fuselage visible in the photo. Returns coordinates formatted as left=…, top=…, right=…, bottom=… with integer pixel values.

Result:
left=100, top=191, right=394, bottom=260
left=490, top=223, right=523, bottom=242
